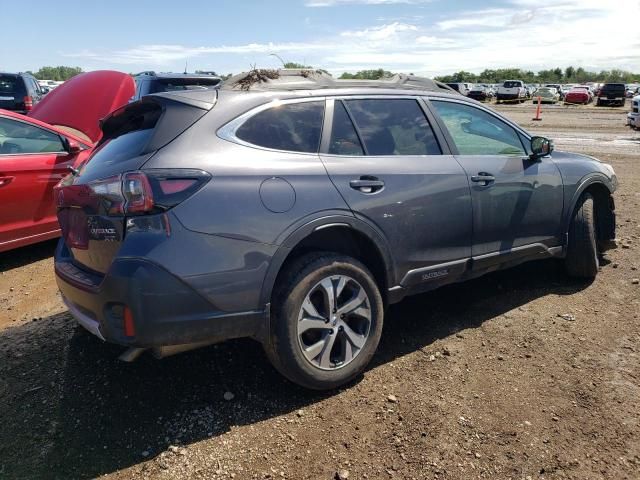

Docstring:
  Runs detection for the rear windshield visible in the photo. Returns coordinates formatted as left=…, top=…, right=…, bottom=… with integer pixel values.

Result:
left=0, top=75, right=23, bottom=95
left=503, top=81, right=522, bottom=88
left=149, top=78, right=220, bottom=94
left=601, top=84, right=625, bottom=91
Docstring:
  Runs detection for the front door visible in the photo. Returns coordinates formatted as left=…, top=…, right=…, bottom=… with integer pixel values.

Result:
left=320, top=97, right=473, bottom=289
left=428, top=99, right=564, bottom=264
left=0, top=115, right=75, bottom=248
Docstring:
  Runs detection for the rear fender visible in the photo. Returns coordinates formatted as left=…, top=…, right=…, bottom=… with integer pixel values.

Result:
left=258, top=213, right=396, bottom=308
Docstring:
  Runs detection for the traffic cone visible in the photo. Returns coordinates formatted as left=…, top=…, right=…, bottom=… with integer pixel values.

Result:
left=532, top=96, right=542, bottom=121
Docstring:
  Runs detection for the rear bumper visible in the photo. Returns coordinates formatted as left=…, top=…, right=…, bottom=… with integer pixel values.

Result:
left=55, top=241, right=267, bottom=348
left=597, top=97, right=625, bottom=105
left=496, top=93, right=521, bottom=100
left=627, top=113, right=640, bottom=127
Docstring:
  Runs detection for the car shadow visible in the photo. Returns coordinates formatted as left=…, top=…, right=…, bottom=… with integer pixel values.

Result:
left=0, top=238, right=58, bottom=272
left=0, top=259, right=592, bottom=479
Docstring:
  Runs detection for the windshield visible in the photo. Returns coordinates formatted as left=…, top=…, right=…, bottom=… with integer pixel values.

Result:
left=503, top=81, right=522, bottom=88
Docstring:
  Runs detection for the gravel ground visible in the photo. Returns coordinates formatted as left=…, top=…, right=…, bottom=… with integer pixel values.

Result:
left=0, top=102, right=638, bottom=480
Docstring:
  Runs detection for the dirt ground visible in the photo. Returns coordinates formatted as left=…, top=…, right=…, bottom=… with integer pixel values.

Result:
left=0, top=102, right=638, bottom=480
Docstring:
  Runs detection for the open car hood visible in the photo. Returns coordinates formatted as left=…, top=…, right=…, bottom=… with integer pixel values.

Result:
left=29, top=70, right=135, bottom=145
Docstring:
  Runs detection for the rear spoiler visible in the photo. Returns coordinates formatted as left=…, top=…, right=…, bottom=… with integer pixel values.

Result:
left=98, top=94, right=214, bottom=154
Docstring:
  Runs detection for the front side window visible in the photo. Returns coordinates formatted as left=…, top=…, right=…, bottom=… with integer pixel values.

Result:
left=430, top=100, right=525, bottom=156
left=0, top=117, right=64, bottom=154
left=235, top=101, right=324, bottom=153
left=343, top=99, right=441, bottom=155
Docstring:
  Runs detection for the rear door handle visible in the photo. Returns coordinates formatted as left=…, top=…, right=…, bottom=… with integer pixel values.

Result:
left=349, top=177, right=384, bottom=193
left=470, top=172, right=495, bottom=185
left=0, top=176, right=15, bottom=188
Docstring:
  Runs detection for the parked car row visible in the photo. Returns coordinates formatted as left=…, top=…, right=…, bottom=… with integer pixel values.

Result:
left=446, top=79, right=632, bottom=107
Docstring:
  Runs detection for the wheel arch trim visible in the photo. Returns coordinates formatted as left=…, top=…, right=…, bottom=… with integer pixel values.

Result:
left=258, top=213, right=396, bottom=307
left=563, top=174, right=614, bottom=237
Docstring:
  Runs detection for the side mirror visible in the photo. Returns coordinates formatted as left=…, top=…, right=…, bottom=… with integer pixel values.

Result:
left=530, top=136, right=553, bottom=160
left=62, top=137, right=83, bottom=154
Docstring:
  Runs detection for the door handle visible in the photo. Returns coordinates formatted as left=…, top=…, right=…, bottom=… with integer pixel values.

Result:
left=0, top=176, right=15, bottom=188
left=470, top=172, right=495, bottom=185
left=349, top=177, right=384, bottom=193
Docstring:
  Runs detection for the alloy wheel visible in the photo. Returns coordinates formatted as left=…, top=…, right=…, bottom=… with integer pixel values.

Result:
left=296, top=275, right=372, bottom=370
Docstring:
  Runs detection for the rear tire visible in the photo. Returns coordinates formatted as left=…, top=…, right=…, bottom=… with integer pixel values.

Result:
left=565, top=193, right=599, bottom=278
left=265, top=252, right=384, bottom=390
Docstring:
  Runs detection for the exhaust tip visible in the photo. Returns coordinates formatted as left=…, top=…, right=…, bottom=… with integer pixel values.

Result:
left=118, top=347, right=147, bottom=362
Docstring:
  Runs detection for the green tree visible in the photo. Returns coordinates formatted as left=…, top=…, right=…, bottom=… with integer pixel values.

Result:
left=283, top=62, right=313, bottom=69
left=340, top=68, right=394, bottom=80
left=565, top=66, right=575, bottom=80
left=32, top=66, right=83, bottom=81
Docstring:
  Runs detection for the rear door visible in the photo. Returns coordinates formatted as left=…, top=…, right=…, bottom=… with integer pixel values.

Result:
left=427, top=98, right=563, bottom=268
left=0, top=115, right=79, bottom=249
left=320, top=97, right=472, bottom=289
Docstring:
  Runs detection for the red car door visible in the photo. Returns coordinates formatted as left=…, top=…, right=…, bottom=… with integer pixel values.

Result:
left=0, top=114, right=87, bottom=251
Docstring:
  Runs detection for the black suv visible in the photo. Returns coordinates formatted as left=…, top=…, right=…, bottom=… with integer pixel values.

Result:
left=0, top=72, right=44, bottom=113
left=131, top=71, right=221, bottom=102
left=596, top=83, right=626, bottom=106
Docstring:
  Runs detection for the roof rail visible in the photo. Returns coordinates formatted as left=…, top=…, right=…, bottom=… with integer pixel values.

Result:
left=221, top=68, right=455, bottom=93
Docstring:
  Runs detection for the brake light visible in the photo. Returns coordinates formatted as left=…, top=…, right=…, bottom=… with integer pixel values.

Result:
left=23, top=96, right=33, bottom=111
left=122, top=172, right=154, bottom=214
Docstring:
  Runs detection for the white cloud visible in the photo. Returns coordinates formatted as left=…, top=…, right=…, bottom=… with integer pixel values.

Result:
left=64, top=0, right=640, bottom=76
left=340, top=22, right=418, bottom=40
left=63, top=42, right=333, bottom=66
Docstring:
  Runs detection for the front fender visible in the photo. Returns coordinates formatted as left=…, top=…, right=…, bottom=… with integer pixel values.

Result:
left=562, top=173, right=615, bottom=236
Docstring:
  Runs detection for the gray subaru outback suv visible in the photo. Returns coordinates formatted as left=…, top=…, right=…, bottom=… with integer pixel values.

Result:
left=54, top=69, right=617, bottom=390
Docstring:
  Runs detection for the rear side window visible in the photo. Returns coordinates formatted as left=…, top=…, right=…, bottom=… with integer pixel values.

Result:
left=344, top=99, right=441, bottom=155
left=0, top=75, right=22, bottom=95
left=236, top=101, right=324, bottom=153
left=431, top=100, right=525, bottom=156
left=329, top=101, right=364, bottom=155
left=602, top=84, right=625, bottom=91
left=0, top=117, right=64, bottom=154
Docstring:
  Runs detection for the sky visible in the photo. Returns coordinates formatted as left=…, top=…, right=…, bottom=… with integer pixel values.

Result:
left=1, top=0, right=638, bottom=77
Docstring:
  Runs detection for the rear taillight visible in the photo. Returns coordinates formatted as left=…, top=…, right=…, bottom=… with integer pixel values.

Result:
left=73, top=169, right=210, bottom=217
left=23, top=96, right=33, bottom=111
left=122, top=172, right=154, bottom=214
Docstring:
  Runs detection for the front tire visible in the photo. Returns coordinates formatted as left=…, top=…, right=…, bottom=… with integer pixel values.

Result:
left=565, top=193, right=599, bottom=278
left=265, top=253, right=384, bottom=390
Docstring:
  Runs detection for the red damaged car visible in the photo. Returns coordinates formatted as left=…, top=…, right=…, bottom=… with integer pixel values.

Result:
left=0, top=71, right=134, bottom=253
left=564, top=86, right=593, bottom=105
